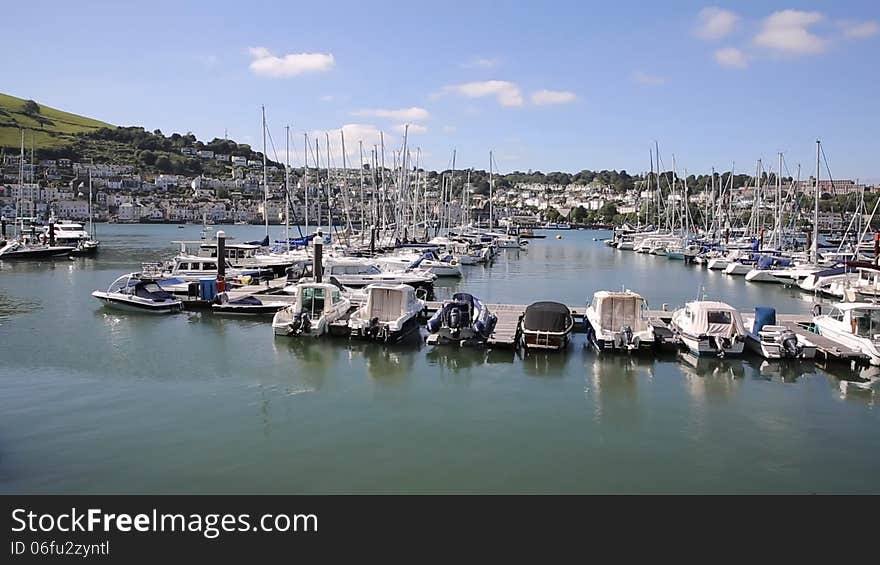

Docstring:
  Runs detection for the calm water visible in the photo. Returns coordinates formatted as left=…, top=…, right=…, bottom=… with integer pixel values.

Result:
left=1, top=225, right=878, bottom=494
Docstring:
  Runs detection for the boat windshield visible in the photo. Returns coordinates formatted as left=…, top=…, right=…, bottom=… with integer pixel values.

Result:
left=301, top=287, right=326, bottom=317
left=851, top=309, right=880, bottom=338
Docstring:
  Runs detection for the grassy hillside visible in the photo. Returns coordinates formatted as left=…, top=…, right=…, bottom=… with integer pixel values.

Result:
left=0, top=92, right=114, bottom=150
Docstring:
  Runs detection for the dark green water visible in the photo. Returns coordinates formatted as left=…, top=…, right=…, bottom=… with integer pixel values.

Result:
left=1, top=225, right=878, bottom=493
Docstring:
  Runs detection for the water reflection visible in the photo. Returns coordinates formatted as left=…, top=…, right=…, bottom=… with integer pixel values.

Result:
left=347, top=340, right=419, bottom=383
left=678, top=353, right=744, bottom=403
left=751, top=359, right=817, bottom=383
left=520, top=349, right=570, bottom=378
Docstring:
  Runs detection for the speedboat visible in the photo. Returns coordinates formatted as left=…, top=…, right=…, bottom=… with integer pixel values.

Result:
left=0, top=239, right=75, bottom=260
left=670, top=300, right=746, bottom=357
left=92, top=274, right=183, bottom=313
left=376, top=249, right=462, bottom=278
left=742, top=306, right=816, bottom=359
left=272, top=282, right=352, bottom=336
left=518, top=301, right=574, bottom=351
left=584, top=290, right=654, bottom=352
left=212, top=292, right=290, bottom=315
left=319, top=257, right=436, bottom=293
left=348, top=283, right=425, bottom=343
left=426, top=293, right=497, bottom=346
left=813, top=302, right=880, bottom=365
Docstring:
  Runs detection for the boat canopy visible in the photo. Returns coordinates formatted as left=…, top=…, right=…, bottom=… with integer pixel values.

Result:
left=592, top=291, right=648, bottom=332
left=682, top=301, right=745, bottom=336
left=523, top=301, right=572, bottom=332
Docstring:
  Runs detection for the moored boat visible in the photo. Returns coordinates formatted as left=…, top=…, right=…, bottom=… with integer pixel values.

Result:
left=518, top=301, right=574, bottom=351
left=92, top=274, right=183, bottom=313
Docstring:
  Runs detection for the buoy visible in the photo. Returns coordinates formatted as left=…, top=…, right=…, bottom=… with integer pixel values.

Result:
left=556, top=234, right=563, bottom=240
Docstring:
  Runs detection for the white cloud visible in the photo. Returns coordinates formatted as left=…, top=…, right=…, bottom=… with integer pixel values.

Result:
left=632, top=71, right=666, bottom=86
left=841, top=20, right=879, bottom=39
left=695, top=7, right=740, bottom=40
left=462, top=57, right=500, bottom=68
left=393, top=124, right=428, bottom=134
left=442, top=125, right=457, bottom=133
left=441, top=80, right=524, bottom=107
left=247, top=47, right=335, bottom=77
left=753, top=10, right=827, bottom=56
left=353, top=107, right=431, bottom=122
left=530, top=89, right=577, bottom=105
left=319, top=95, right=335, bottom=102
left=713, top=47, right=748, bottom=68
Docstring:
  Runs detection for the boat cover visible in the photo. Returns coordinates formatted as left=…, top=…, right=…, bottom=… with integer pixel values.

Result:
left=133, top=281, right=175, bottom=301
left=523, top=301, right=571, bottom=332
left=229, top=296, right=264, bottom=306
left=752, top=306, right=777, bottom=336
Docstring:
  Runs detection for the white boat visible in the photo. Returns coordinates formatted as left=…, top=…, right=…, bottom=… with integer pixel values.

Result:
left=742, top=307, right=816, bottom=359
left=145, top=254, right=268, bottom=282
left=272, top=282, right=352, bottom=336
left=798, top=265, right=860, bottom=294
left=376, top=249, right=462, bottom=278
left=348, top=284, right=425, bottom=342
left=518, top=301, right=574, bottom=351
left=584, top=290, right=654, bottom=352
left=314, top=257, right=436, bottom=292
left=813, top=302, right=880, bottom=365
left=43, top=221, right=99, bottom=255
left=92, top=274, right=183, bottom=313
left=723, top=261, right=753, bottom=276
left=670, top=300, right=746, bottom=357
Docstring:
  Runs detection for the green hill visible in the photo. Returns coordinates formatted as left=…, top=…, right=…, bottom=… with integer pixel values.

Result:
left=0, top=92, right=114, bottom=151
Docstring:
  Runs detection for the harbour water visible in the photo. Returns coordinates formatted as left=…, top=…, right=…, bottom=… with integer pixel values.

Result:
left=1, top=225, right=879, bottom=494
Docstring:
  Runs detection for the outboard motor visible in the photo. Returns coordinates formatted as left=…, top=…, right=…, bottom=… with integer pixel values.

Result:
left=781, top=331, right=801, bottom=358
left=713, top=335, right=731, bottom=358
left=448, top=306, right=462, bottom=329
left=368, top=316, right=380, bottom=339
left=621, top=325, right=634, bottom=349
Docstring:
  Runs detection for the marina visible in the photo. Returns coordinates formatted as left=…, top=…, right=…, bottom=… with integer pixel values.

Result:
left=2, top=224, right=880, bottom=494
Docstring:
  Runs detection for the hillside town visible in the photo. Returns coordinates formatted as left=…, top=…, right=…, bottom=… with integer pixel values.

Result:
left=0, top=146, right=874, bottom=230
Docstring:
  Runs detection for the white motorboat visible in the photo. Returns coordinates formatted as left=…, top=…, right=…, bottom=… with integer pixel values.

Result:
left=348, top=284, right=425, bottom=342
left=742, top=307, right=816, bottom=359
left=43, top=221, right=99, bottom=255
left=145, top=254, right=268, bottom=282
left=798, top=264, right=860, bottom=294
left=197, top=241, right=297, bottom=276
left=376, top=249, right=462, bottom=278
left=584, top=290, right=655, bottom=352
left=0, top=239, right=76, bottom=260
left=315, top=257, right=436, bottom=292
left=813, top=302, right=880, bottom=365
left=723, top=261, right=754, bottom=276
left=670, top=300, right=746, bottom=357
left=518, top=301, right=574, bottom=351
left=92, top=274, right=183, bottom=313
left=272, top=282, right=352, bottom=336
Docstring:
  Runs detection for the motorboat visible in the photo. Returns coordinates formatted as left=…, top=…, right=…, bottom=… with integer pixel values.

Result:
left=0, top=239, right=75, bottom=260
left=518, top=301, right=574, bottom=351
left=744, top=256, right=795, bottom=283
left=723, top=260, right=755, bottom=276
left=212, top=292, right=290, bottom=315
left=317, top=257, right=436, bottom=293
left=426, top=293, right=497, bottom=346
left=272, top=282, right=352, bottom=336
left=376, top=249, right=463, bottom=278
left=798, top=264, right=862, bottom=295
left=742, top=306, right=816, bottom=359
left=584, top=290, right=654, bottom=352
left=91, top=274, right=183, bottom=313
left=197, top=241, right=296, bottom=276
left=813, top=302, right=880, bottom=365
left=145, top=254, right=268, bottom=282
left=670, top=300, right=746, bottom=357
left=43, top=222, right=99, bottom=256
left=348, top=284, right=425, bottom=343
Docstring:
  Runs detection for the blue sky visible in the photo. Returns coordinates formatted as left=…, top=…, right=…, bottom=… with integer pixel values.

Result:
left=2, top=1, right=878, bottom=180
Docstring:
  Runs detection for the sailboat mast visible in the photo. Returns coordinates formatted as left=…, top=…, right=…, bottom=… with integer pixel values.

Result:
left=88, top=169, right=94, bottom=239
left=261, top=106, right=268, bottom=239
left=489, top=150, right=494, bottom=230
left=303, top=133, right=309, bottom=235
left=359, top=140, right=365, bottom=242
left=813, top=139, right=820, bottom=263
left=285, top=125, right=290, bottom=252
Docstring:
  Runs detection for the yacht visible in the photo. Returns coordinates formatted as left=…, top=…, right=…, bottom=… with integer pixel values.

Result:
left=348, top=284, right=425, bottom=343
left=742, top=307, right=816, bottom=359
left=426, top=293, right=497, bottom=346
left=196, top=241, right=296, bottom=276
left=43, top=222, right=99, bottom=255
left=813, top=302, right=880, bottom=365
left=376, top=249, right=463, bottom=278
left=670, top=300, right=746, bottom=357
left=272, top=282, right=352, bottom=336
left=144, top=255, right=268, bottom=283
left=0, top=239, right=75, bottom=260
left=584, top=290, right=654, bottom=352
left=92, top=274, right=182, bottom=313
left=316, top=257, right=436, bottom=293
left=518, top=301, right=574, bottom=351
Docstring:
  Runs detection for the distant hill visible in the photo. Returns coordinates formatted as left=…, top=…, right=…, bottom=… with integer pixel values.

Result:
left=0, top=92, right=113, bottom=151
